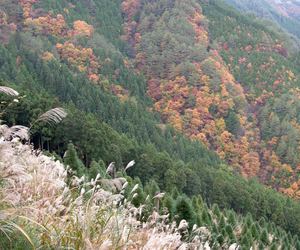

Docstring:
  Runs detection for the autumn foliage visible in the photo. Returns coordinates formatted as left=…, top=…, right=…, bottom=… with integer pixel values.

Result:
left=18, top=0, right=38, bottom=19
left=110, top=84, right=130, bottom=102
left=122, top=0, right=263, bottom=178
left=20, top=1, right=94, bottom=38
left=56, top=42, right=100, bottom=82
left=69, top=20, right=94, bottom=37
left=24, top=14, right=67, bottom=36
left=17, top=0, right=104, bottom=83
left=121, top=0, right=141, bottom=48
left=120, top=0, right=300, bottom=196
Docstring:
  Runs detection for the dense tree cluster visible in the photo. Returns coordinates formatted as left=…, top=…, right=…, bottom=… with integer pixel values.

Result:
left=0, top=9, right=17, bottom=44
left=71, top=20, right=94, bottom=37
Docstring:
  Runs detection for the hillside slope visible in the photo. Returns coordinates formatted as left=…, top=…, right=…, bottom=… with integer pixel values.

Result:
left=203, top=0, right=300, bottom=196
left=121, top=0, right=300, bottom=197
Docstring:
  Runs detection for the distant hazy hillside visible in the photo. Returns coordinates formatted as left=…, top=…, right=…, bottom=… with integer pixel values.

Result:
left=225, top=0, right=300, bottom=37
left=267, top=0, right=300, bottom=21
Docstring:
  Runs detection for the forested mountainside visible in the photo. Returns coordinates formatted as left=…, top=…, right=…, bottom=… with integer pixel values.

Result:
left=122, top=0, right=300, bottom=198
left=264, top=0, right=300, bottom=20
left=224, top=0, right=300, bottom=38
left=260, top=0, right=300, bottom=22
left=1, top=0, right=300, bottom=248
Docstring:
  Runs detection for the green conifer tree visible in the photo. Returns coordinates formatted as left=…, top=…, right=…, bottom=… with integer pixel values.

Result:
left=162, top=194, right=175, bottom=218
left=260, top=229, right=269, bottom=245
left=88, top=159, right=106, bottom=179
left=219, top=215, right=226, bottom=229
left=250, top=223, right=259, bottom=239
left=171, top=187, right=180, bottom=199
left=228, top=211, right=236, bottom=226
left=175, top=195, right=195, bottom=226
left=241, top=230, right=252, bottom=250
left=64, top=142, right=85, bottom=176
left=192, top=196, right=202, bottom=213
left=201, top=209, right=212, bottom=226
left=217, top=234, right=224, bottom=245
left=270, top=242, right=278, bottom=250
left=144, top=179, right=160, bottom=198
left=195, top=214, right=203, bottom=227
left=295, top=240, right=300, bottom=250
left=258, top=241, right=265, bottom=250
left=212, top=204, right=221, bottom=218
left=245, top=213, right=253, bottom=228
left=212, top=223, right=219, bottom=234
left=225, top=224, right=235, bottom=243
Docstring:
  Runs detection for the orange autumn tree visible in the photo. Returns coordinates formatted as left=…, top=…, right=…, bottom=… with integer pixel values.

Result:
left=70, top=20, right=94, bottom=37
left=24, top=14, right=67, bottom=36
left=18, top=0, right=38, bottom=19
left=20, top=0, right=67, bottom=36
left=56, top=42, right=100, bottom=82
left=0, top=10, right=7, bottom=25
left=41, top=51, right=55, bottom=61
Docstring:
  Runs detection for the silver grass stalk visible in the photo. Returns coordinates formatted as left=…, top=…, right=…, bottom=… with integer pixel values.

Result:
left=35, top=108, right=67, bottom=126
left=153, top=193, right=165, bottom=200
left=106, top=162, right=115, bottom=178
left=130, top=184, right=139, bottom=194
left=125, top=160, right=135, bottom=172
left=6, top=125, right=30, bottom=141
left=0, top=86, right=19, bottom=96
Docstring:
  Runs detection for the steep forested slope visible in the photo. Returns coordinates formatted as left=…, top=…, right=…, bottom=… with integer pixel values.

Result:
left=203, top=0, right=300, bottom=197
left=0, top=0, right=222, bottom=192
left=1, top=0, right=300, bottom=243
left=120, top=0, right=300, bottom=198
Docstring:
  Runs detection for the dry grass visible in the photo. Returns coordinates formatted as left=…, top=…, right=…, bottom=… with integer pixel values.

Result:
left=0, top=126, right=211, bottom=249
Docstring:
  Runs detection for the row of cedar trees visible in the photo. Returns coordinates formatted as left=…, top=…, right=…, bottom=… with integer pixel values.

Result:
left=121, top=0, right=300, bottom=198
